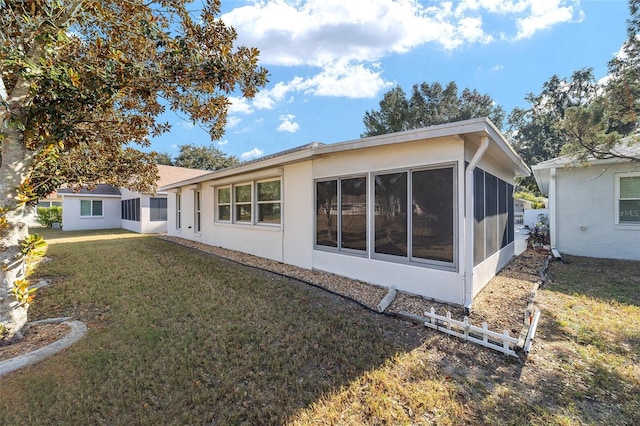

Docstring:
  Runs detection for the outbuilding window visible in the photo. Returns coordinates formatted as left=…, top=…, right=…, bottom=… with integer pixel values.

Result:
left=617, top=173, right=640, bottom=224
left=80, top=200, right=103, bottom=217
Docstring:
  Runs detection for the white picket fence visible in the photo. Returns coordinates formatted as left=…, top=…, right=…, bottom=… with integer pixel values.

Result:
left=420, top=307, right=519, bottom=357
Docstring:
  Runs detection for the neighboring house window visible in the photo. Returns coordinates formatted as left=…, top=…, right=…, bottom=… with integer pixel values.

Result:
left=176, top=193, right=182, bottom=230
left=257, top=179, right=281, bottom=224
left=234, top=183, right=252, bottom=223
left=217, top=187, right=231, bottom=221
left=315, top=176, right=368, bottom=253
left=150, top=197, right=167, bottom=222
left=121, top=198, right=140, bottom=221
left=194, top=191, right=201, bottom=232
left=80, top=199, right=103, bottom=217
left=52, top=201, right=62, bottom=207
left=618, top=173, right=640, bottom=224
left=37, top=201, right=51, bottom=208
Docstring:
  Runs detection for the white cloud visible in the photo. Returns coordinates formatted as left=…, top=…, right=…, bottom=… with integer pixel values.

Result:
left=222, top=0, right=581, bottom=67
left=515, top=0, right=580, bottom=39
left=492, top=64, right=504, bottom=71
left=221, top=0, right=582, bottom=112
left=226, top=116, right=242, bottom=129
left=246, top=61, right=393, bottom=112
left=228, top=96, right=254, bottom=114
left=217, top=139, right=229, bottom=146
left=241, top=148, right=264, bottom=160
left=179, top=121, right=196, bottom=129
left=277, top=114, right=300, bottom=133
left=296, top=60, right=393, bottom=98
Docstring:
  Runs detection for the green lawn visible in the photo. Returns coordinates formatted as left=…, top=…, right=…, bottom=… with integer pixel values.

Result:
left=0, top=229, right=638, bottom=425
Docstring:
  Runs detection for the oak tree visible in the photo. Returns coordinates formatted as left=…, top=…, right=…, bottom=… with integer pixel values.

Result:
left=361, top=81, right=505, bottom=137
left=0, top=0, right=267, bottom=338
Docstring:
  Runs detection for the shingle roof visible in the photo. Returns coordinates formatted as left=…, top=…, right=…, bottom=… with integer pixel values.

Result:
left=57, top=184, right=121, bottom=196
left=156, top=165, right=210, bottom=188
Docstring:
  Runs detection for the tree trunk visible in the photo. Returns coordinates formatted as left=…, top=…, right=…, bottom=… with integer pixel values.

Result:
left=0, top=126, right=34, bottom=339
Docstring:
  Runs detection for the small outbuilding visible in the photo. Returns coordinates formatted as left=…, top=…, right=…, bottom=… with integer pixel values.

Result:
left=532, top=143, right=640, bottom=260
left=161, top=118, right=530, bottom=308
left=57, top=165, right=209, bottom=233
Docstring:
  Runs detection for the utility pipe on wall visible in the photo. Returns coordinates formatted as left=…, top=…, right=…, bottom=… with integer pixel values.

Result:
left=463, top=136, right=490, bottom=312
left=549, top=167, right=557, bottom=250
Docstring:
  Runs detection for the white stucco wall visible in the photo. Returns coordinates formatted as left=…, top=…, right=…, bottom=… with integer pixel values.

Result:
left=61, top=196, right=121, bottom=231
left=282, top=161, right=314, bottom=269
left=554, top=164, right=640, bottom=260
left=163, top=133, right=522, bottom=305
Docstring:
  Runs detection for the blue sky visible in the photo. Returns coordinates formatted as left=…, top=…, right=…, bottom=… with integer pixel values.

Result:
left=149, top=0, right=631, bottom=161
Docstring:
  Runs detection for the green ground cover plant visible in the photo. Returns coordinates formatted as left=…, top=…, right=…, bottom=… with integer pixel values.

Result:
left=0, top=229, right=637, bottom=425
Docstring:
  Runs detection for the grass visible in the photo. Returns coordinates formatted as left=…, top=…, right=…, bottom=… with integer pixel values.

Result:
left=0, top=229, right=638, bottom=425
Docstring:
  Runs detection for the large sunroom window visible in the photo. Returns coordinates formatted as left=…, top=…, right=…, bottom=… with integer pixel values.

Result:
left=374, top=165, right=456, bottom=267
left=315, top=176, right=367, bottom=252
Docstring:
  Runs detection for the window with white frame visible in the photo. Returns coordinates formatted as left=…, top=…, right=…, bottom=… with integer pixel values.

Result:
left=80, top=199, right=103, bottom=217
left=234, top=183, right=252, bottom=223
left=176, top=193, right=182, bottom=230
left=217, top=187, right=231, bottom=221
left=617, top=173, right=640, bottom=224
left=257, top=179, right=281, bottom=224
left=194, top=191, right=202, bottom=232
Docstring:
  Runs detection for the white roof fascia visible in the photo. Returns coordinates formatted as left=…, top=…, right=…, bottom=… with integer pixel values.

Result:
left=160, top=148, right=316, bottom=191
left=160, top=117, right=530, bottom=190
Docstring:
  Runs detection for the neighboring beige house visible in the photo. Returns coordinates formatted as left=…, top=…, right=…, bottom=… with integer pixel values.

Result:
left=532, top=143, right=640, bottom=260
left=161, top=118, right=530, bottom=308
left=57, top=165, right=209, bottom=233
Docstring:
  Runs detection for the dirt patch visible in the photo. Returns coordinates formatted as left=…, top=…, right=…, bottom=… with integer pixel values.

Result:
left=0, top=322, right=70, bottom=362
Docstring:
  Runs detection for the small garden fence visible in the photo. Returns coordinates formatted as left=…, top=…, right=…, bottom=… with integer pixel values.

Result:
left=401, top=307, right=520, bottom=357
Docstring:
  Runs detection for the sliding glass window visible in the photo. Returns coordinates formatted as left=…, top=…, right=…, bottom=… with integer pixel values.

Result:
left=374, top=165, right=456, bottom=268
left=340, top=177, right=367, bottom=251
left=374, top=172, right=408, bottom=257
left=316, top=180, right=338, bottom=248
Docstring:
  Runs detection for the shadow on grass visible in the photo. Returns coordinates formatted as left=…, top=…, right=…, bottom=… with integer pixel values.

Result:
left=34, top=227, right=150, bottom=245
left=0, top=234, right=428, bottom=425
left=510, top=285, right=640, bottom=425
left=547, top=255, right=640, bottom=307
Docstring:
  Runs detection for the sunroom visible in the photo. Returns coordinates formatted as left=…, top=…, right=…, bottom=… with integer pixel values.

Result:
left=161, top=118, right=530, bottom=308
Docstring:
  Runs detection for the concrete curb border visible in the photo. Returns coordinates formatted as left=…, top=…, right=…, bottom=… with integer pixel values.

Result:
left=0, top=317, right=88, bottom=378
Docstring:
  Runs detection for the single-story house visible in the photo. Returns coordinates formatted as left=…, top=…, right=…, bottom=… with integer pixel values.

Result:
left=57, top=165, right=209, bottom=233
left=161, top=118, right=530, bottom=308
left=532, top=143, right=640, bottom=260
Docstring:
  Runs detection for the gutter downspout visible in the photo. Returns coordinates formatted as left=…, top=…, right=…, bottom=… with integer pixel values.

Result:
left=549, top=168, right=557, bottom=250
left=463, top=136, right=490, bottom=313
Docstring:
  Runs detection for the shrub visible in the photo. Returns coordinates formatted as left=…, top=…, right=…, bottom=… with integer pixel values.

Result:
left=37, top=206, right=62, bottom=227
